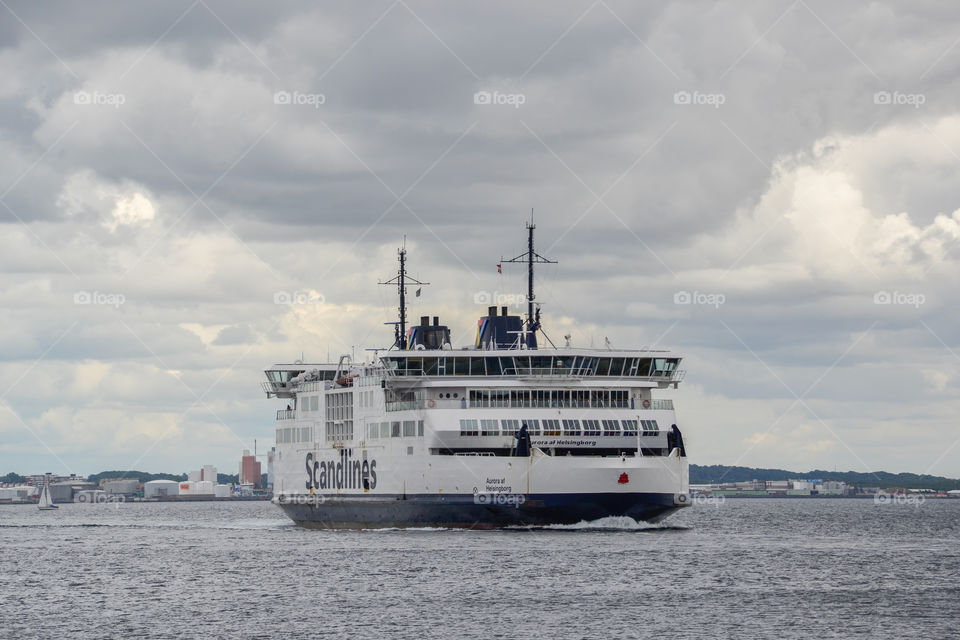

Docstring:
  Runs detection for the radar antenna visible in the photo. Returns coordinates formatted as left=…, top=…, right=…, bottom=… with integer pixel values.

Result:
left=500, top=210, right=556, bottom=349
left=378, top=238, right=428, bottom=350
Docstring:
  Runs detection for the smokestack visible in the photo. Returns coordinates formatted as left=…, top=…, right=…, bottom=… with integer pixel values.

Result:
left=488, top=306, right=497, bottom=316
left=501, top=306, right=508, bottom=316
left=433, top=316, right=439, bottom=326
left=420, top=315, right=429, bottom=326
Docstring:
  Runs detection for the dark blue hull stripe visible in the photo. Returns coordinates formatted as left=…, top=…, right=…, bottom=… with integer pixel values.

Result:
left=277, top=492, right=682, bottom=529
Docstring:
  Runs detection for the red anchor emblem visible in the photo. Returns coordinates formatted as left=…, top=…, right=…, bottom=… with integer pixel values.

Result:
left=618, top=473, right=629, bottom=484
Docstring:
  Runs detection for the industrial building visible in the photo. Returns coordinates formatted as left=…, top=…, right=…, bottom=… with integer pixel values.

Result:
left=143, top=479, right=180, bottom=498
left=103, top=479, right=139, bottom=496
left=51, top=481, right=96, bottom=503
left=266, top=447, right=275, bottom=490
left=179, top=480, right=214, bottom=496
left=693, top=479, right=855, bottom=497
left=239, top=450, right=261, bottom=487
left=187, top=465, right=218, bottom=483
left=0, top=486, right=33, bottom=502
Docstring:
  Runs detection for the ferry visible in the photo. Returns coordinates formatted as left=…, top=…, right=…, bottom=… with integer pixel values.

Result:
left=265, top=223, right=690, bottom=528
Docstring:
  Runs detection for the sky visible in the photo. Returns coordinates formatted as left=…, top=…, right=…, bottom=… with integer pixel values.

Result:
left=1, top=1, right=958, bottom=479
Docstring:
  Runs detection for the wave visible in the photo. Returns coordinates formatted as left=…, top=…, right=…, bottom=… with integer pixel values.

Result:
left=509, top=516, right=690, bottom=532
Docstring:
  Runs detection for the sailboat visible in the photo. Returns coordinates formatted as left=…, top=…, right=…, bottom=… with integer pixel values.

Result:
left=38, top=481, right=58, bottom=510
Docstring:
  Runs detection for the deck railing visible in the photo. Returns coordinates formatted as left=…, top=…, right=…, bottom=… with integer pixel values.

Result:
left=385, top=400, right=426, bottom=412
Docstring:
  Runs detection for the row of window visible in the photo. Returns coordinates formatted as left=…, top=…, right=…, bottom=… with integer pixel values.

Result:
left=326, top=391, right=353, bottom=425
left=459, top=418, right=659, bottom=437
left=278, top=417, right=660, bottom=443
left=468, top=389, right=631, bottom=409
left=358, top=390, right=380, bottom=408
left=386, top=355, right=680, bottom=377
left=365, top=420, right=426, bottom=440
left=326, top=420, right=353, bottom=442
left=299, top=389, right=383, bottom=413
left=277, top=426, right=314, bottom=443
left=300, top=395, right=320, bottom=412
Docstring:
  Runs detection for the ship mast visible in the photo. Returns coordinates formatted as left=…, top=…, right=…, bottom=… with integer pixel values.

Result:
left=501, top=211, right=557, bottom=348
left=379, top=239, right=428, bottom=350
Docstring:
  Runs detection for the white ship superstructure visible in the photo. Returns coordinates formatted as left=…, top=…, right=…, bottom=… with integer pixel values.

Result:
left=266, top=224, right=690, bottom=528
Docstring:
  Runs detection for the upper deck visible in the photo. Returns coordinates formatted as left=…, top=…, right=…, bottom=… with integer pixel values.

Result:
left=379, top=348, right=684, bottom=385
left=263, top=346, right=685, bottom=398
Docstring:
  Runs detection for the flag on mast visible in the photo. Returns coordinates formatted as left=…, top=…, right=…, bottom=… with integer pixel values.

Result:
left=497, top=263, right=502, bottom=274
left=415, top=287, right=421, bottom=297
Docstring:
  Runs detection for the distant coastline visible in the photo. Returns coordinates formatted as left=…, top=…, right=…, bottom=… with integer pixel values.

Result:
left=691, top=464, right=960, bottom=491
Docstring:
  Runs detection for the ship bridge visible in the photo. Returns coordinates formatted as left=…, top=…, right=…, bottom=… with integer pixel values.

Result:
left=262, top=363, right=341, bottom=398
left=379, top=348, right=685, bottom=387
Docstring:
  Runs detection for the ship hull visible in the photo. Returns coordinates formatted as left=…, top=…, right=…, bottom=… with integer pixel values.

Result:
left=276, top=491, right=684, bottom=529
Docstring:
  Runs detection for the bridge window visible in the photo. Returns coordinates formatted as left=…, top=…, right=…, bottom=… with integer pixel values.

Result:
left=636, top=358, right=652, bottom=376
left=524, top=419, right=541, bottom=436
left=459, top=419, right=479, bottom=436
left=469, top=358, right=486, bottom=375
left=380, top=422, right=390, bottom=438
left=543, top=419, right=561, bottom=436
left=485, top=357, right=503, bottom=375
left=622, top=419, right=639, bottom=436
left=609, top=358, right=627, bottom=376
left=652, top=358, right=678, bottom=377
left=391, top=421, right=401, bottom=438
left=641, top=420, right=660, bottom=436
left=418, top=420, right=424, bottom=436
left=403, top=420, right=417, bottom=437
left=501, top=419, right=519, bottom=436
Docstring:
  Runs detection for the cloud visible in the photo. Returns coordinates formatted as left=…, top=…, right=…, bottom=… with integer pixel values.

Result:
left=1, top=3, right=960, bottom=478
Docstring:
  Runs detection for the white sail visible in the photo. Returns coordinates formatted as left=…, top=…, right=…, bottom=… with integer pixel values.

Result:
left=38, top=483, right=57, bottom=509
